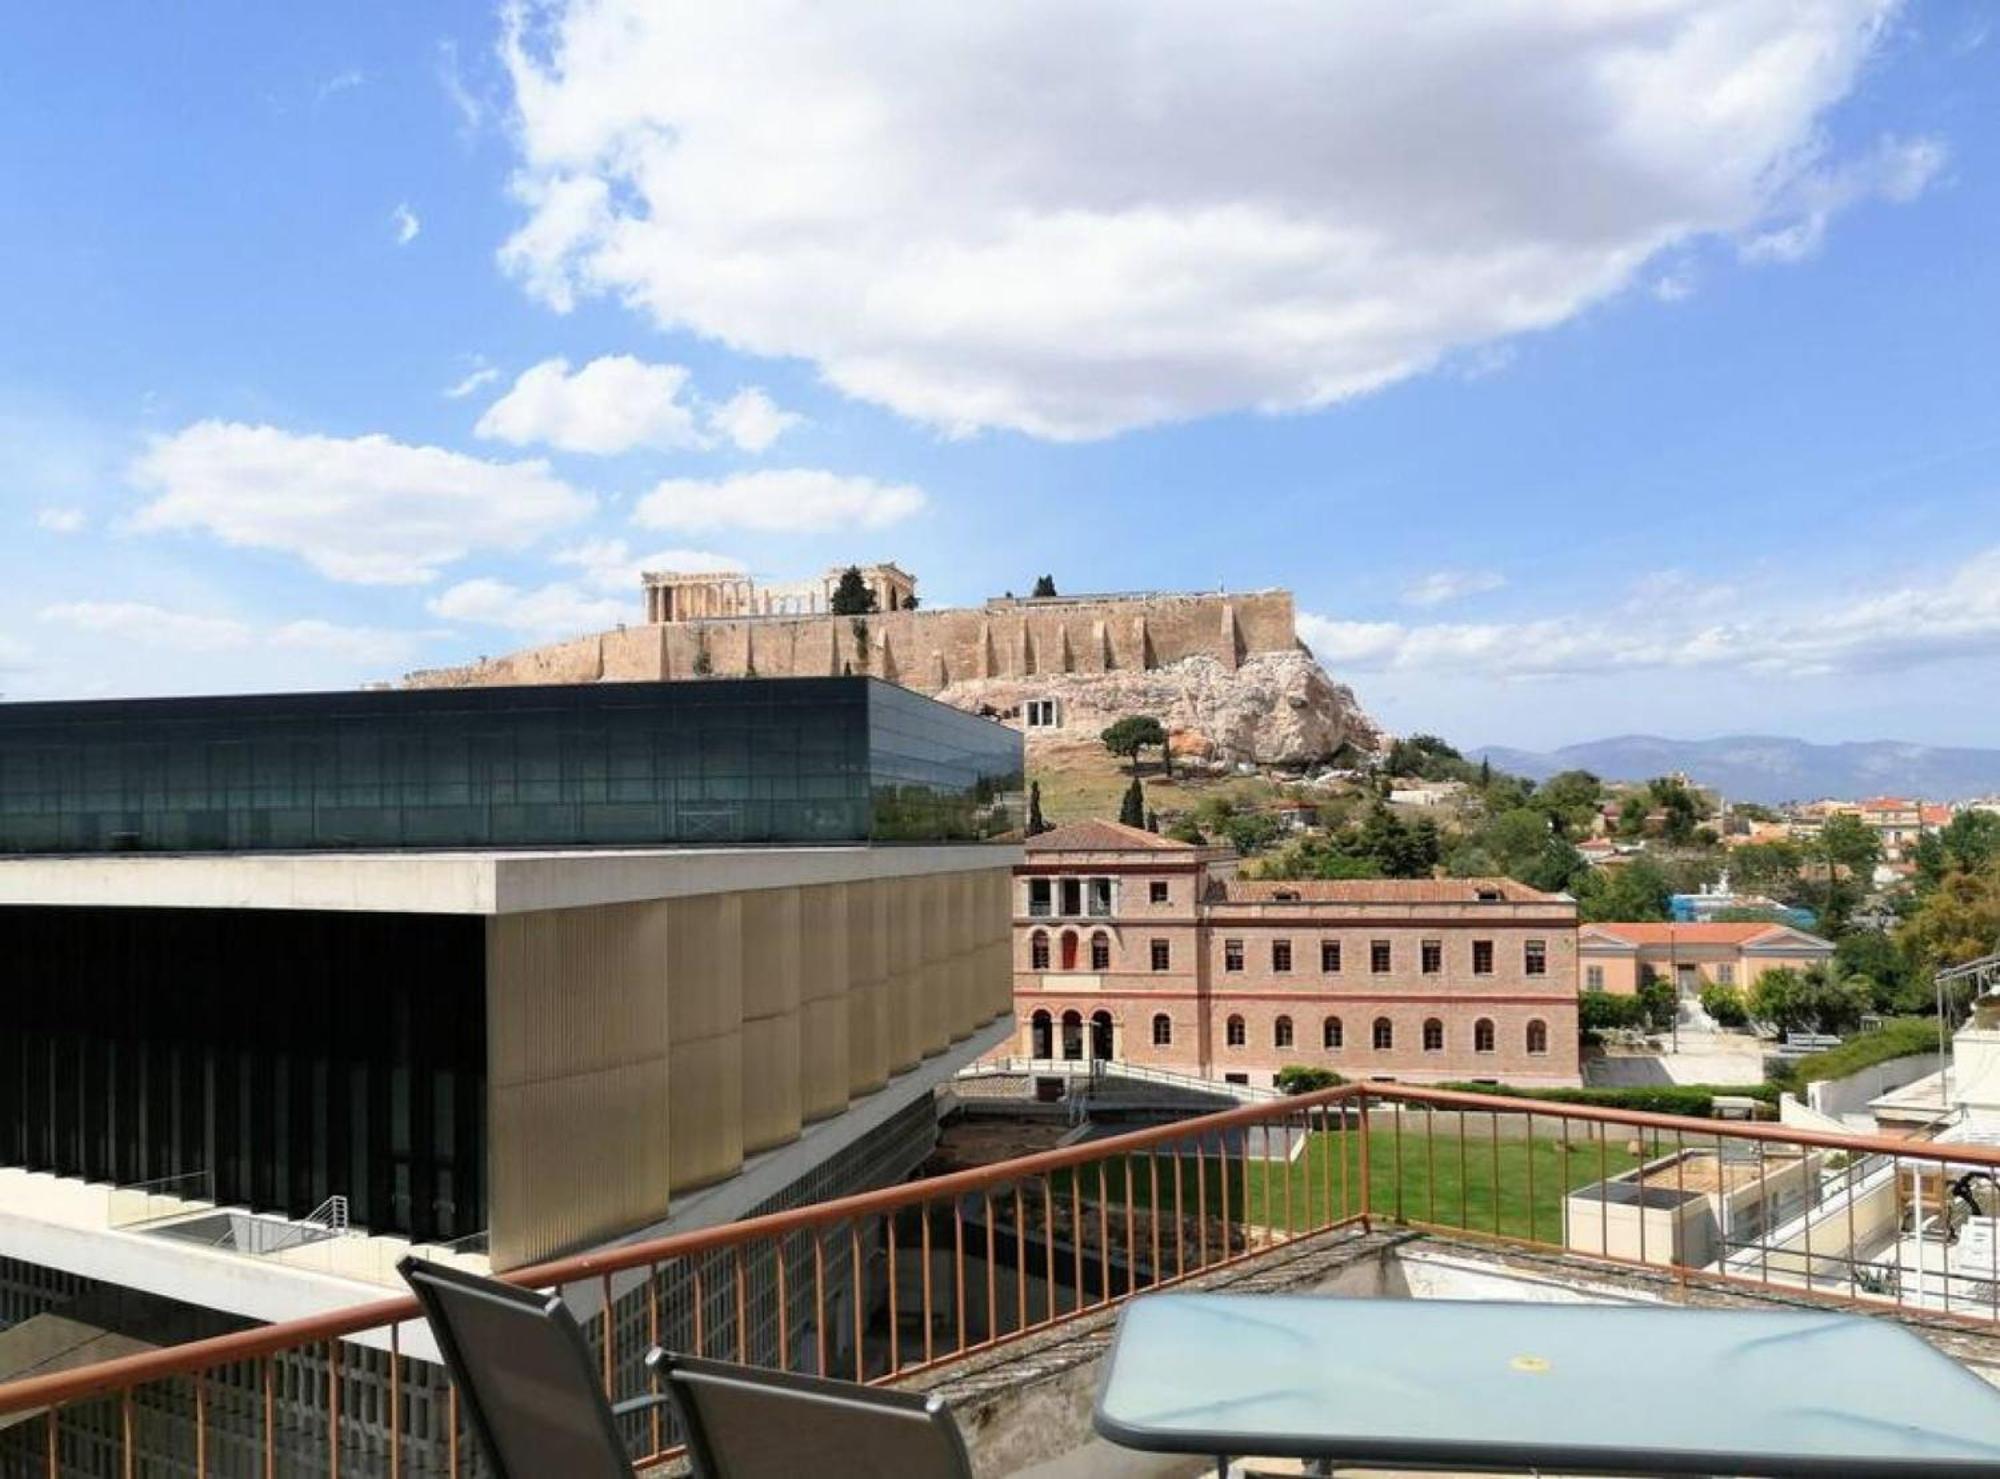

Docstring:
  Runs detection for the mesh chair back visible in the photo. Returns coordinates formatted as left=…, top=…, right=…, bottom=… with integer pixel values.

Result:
left=399, top=1256, right=631, bottom=1479
left=658, top=1351, right=974, bottom=1479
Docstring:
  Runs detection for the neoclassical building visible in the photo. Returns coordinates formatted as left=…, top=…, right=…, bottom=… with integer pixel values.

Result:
left=1012, top=821, right=1581, bottom=1088
left=642, top=563, right=918, bottom=622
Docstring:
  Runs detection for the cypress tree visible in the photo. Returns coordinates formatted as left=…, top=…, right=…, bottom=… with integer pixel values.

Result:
left=1120, top=776, right=1146, bottom=829
left=1027, top=781, right=1049, bottom=836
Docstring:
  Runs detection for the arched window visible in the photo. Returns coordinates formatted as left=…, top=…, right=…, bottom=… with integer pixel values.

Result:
left=1372, top=1017, right=1393, bottom=1051
left=1061, top=1010, right=1083, bottom=1060
left=1226, top=1015, right=1246, bottom=1048
left=1089, top=931, right=1111, bottom=972
left=1090, top=1010, right=1114, bottom=1061
left=1422, top=1018, right=1444, bottom=1053
left=1030, top=930, right=1049, bottom=971
left=1323, top=1016, right=1343, bottom=1050
left=1526, top=1019, right=1549, bottom=1055
left=1060, top=931, right=1079, bottom=971
left=1474, top=1018, right=1495, bottom=1054
left=1152, top=1013, right=1172, bottom=1046
left=1031, top=1009, right=1053, bottom=1058
left=1274, top=1015, right=1294, bottom=1048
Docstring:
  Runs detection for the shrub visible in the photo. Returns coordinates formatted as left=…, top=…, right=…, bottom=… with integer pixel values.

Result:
left=1780, top=1017, right=1943, bottom=1089
left=1433, top=1081, right=1780, bottom=1118
left=1578, top=990, right=1644, bottom=1032
left=1700, top=984, right=1749, bottom=1028
left=1275, top=1065, right=1343, bottom=1095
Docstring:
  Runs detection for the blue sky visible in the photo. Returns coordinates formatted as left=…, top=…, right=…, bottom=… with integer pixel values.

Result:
left=2, top=1, right=1996, bottom=750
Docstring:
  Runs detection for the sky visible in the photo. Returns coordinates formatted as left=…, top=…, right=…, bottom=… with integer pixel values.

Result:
left=1, top=1, right=1996, bottom=751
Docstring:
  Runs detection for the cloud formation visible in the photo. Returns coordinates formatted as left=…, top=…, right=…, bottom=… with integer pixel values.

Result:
left=1402, top=569, right=1505, bottom=609
left=39, top=601, right=415, bottom=665
left=499, top=0, right=1927, bottom=439
left=129, top=421, right=592, bottom=584
left=475, top=355, right=798, bottom=454
left=428, top=576, right=626, bottom=639
left=1302, top=546, right=2000, bottom=682
left=35, top=506, right=86, bottom=534
left=632, top=468, right=924, bottom=534
left=552, top=537, right=743, bottom=593
left=392, top=203, right=421, bottom=246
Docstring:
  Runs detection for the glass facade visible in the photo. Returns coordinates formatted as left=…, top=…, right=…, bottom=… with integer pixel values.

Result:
left=0, top=906, right=486, bottom=1242
left=0, top=677, right=1021, bottom=854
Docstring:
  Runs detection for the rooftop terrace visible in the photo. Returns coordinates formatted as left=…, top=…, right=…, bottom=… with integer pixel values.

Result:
left=3, top=1084, right=1998, bottom=1474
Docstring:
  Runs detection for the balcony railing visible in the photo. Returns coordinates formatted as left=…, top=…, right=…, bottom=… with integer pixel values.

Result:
left=5, top=1084, right=2000, bottom=1475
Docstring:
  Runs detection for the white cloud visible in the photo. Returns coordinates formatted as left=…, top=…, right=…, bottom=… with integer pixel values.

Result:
left=1402, top=569, right=1505, bottom=609
left=428, top=576, right=627, bottom=639
left=445, top=362, right=502, bottom=399
left=37, top=602, right=419, bottom=667
left=1741, top=135, right=1945, bottom=264
left=474, top=355, right=799, bottom=455
left=1302, top=546, right=2000, bottom=682
left=498, top=0, right=1927, bottom=440
left=552, top=537, right=743, bottom=593
left=438, top=39, right=485, bottom=135
left=392, top=202, right=422, bottom=247
left=632, top=468, right=924, bottom=534
left=316, top=69, right=366, bottom=105
left=477, top=355, right=703, bottom=453
left=35, top=506, right=86, bottom=534
left=129, top=420, right=592, bottom=585
left=705, top=388, right=802, bottom=453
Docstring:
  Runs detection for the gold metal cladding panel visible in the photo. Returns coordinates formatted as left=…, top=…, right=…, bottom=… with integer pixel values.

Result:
left=739, top=887, right=802, bottom=1021
left=740, top=1012, right=802, bottom=1154
left=916, top=874, right=947, bottom=1058
left=485, top=904, right=672, bottom=1270
left=949, top=872, right=977, bottom=1041
left=799, top=884, right=852, bottom=1121
left=883, top=880, right=922, bottom=1073
left=666, top=893, right=745, bottom=1192
left=845, top=878, right=889, bottom=1094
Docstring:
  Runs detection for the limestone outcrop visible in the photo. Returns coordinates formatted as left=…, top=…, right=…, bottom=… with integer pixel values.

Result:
left=936, top=649, right=1378, bottom=768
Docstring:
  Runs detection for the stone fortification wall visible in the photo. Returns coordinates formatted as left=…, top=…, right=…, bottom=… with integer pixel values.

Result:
left=406, top=589, right=1299, bottom=693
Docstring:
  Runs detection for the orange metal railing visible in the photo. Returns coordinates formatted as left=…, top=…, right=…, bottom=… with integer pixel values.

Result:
left=4, top=1082, right=2000, bottom=1475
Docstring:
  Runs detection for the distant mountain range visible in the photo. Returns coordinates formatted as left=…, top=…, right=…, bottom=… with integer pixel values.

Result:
left=1470, top=735, right=2000, bottom=806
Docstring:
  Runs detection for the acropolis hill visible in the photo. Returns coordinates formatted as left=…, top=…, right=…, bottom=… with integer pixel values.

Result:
left=406, top=565, right=1379, bottom=767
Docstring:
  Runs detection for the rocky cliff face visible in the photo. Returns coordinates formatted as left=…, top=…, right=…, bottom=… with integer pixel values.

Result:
left=937, top=649, right=1378, bottom=768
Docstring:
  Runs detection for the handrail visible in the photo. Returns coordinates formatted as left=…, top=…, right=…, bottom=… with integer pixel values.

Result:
left=10, top=1080, right=2000, bottom=1422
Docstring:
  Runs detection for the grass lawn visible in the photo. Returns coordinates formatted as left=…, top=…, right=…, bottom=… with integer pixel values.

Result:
left=1064, top=1121, right=1652, bottom=1247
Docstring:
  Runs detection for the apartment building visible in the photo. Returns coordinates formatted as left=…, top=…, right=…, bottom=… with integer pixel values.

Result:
left=1013, top=820, right=1580, bottom=1088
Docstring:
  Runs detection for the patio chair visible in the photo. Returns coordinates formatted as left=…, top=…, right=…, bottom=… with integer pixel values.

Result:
left=399, top=1257, right=974, bottom=1478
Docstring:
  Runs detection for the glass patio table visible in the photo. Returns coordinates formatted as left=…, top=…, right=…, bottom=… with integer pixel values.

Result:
left=1093, top=1293, right=2000, bottom=1475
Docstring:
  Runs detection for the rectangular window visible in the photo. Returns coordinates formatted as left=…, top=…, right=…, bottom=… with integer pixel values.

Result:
left=1087, top=877, right=1114, bottom=917
left=1585, top=964, right=1605, bottom=990
left=1472, top=940, right=1494, bottom=975
left=1272, top=940, right=1293, bottom=973
left=1059, top=878, right=1082, bottom=916
left=1151, top=939, right=1170, bottom=972
left=1320, top=940, right=1341, bottom=973
left=1025, top=698, right=1061, bottom=728
left=1149, top=880, right=1170, bottom=905
left=1224, top=939, right=1244, bottom=973
left=1028, top=879, right=1052, bottom=917
left=1524, top=940, right=1547, bottom=976
left=1370, top=940, right=1391, bottom=974
left=1717, top=963, right=1736, bottom=986
left=1420, top=940, right=1442, bottom=974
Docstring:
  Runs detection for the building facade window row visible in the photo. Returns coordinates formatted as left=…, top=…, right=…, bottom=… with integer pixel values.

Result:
left=1216, top=936, right=1548, bottom=975
left=1215, top=1014, right=1549, bottom=1055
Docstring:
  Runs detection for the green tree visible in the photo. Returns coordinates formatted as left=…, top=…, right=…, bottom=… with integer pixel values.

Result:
left=1165, top=817, right=1206, bottom=845
left=1384, top=733, right=1468, bottom=782
left=1899, top=865, right=2000, bottom=976
left=1030, top=574, right=1058, bottom=598
left=1636, top=975, right=1678, bottom=1032
left=1835, top=930, right=1912, bottom=1013
left=1026, top=780, right=1049, bottom=836
left=1100, top=715, right=1167, bottom=776
left=1220, top=810, right=1283, bottom=856
left=1119, top=775, right=1146, bottom=829
left=829, top=566, right=878, bottom=616
left=1574, top=856, right=1673, bottom=922
left=1646, top=776, right=1703, bottom=845
left=1533, top=769, right=1603, bottom=837
left=1915, top=811, right=2000, bottom=891
left=1700, top=984, right=1750, bottom=1028
left=1615, top=796, right=1649, bottom=839
left=1749, top=968, right=1814, bottom=1034
left=1579, top=990, right=1644, bottom=1033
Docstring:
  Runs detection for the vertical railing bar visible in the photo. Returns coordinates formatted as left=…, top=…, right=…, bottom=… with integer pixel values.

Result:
left=1490, top=1108, right=1502, bottom=1239
left=1172, top=1142, right=1185, bottom=1280
left=1757, top=1139, right=1772, bottom=1294
left=1357, top=1089, right=1372, bottom=1232
left=328, top=1337, right=342, bottom=1479
left=648, top=1262, right=664, bottom=1453
left=1013, top=1185, right=1027, bottom=1335
left=1596, top=1119, right=1607, bottom=1253
left=1392, top=1102, right=1405, bottom=1223
left=1219, top=1121, right=1233, bottom=1257
left=693, top=1259, right=708, bottom=1358
left=196, top=1370, right=209, bottom=1479
left=600, top=1273, right=615, bottom=1399
left=1072, top=1170, right=1085, bottom=1316
left=1097, top=1161, right=1111, bottom=1307
left=1521, top=1110, right=1531, bottom=1243
left=1800, top=1142, right=1813, bottom=1297
left=1845, top=1156, right=1860, bottom=1310
left=735, top=1245, right=749, bottom=1365
left=1425, top=1105, right=1436, bottom=1226
left=1195, top=1139, right=1210, bottom=1268
left=921, top=1200, right=935, bottom=1365
left=1124, top=1150, right=1139, bottom=1293
left=983, top=1191, right=996, bottom=1348
left=1676, top=1128, right=1690, bottom=1295
left=121, top=1388, right=134, bottom=1479
left=448, top=1383, right=460, bottom=1479
left=888, top=1213, right=901, bottom=1373
left=42, top=1404, right=55, bottom=1479
left=954, top=1198, right=967, bottom=1354
left=850, top=1225, right=866, bottom=1385
left=1149, top=1143, right=1162, bottom=1285
left=263, top=1356, right=277, bottom=1479
left=389, top=1323, right=401, bottom=1479
left=813, top=1234, right=828, bottom=1377
left=1043, top=1179, right=1057, bottom=1325
left=777, top=1233, right=792, bottom=1372
left=1241, top=1119, right=1252, bottom=1251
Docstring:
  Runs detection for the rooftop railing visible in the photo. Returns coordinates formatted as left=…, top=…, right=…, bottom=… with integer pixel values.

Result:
left=4, top=1084, right=2000, bottom=1475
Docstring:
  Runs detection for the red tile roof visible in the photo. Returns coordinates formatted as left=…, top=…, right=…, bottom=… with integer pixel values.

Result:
left=1221, top=878, right=1562, bottom=904
left=1022, top=819, right=1195, bottom=853
left=1581, top=922, right=1829, bottom=947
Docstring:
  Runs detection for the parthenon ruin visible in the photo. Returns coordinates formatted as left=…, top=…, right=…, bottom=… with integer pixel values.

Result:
left=642, top=563, right=917, bottom=622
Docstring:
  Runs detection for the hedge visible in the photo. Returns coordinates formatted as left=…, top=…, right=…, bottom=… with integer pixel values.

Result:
left=1777, top=1016, right=1941, bottom=1091
left=1429, top=1081, right=1781, bottom=1119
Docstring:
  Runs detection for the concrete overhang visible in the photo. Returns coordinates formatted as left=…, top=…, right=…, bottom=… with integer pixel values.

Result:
left=0, top=843, right=1022, bottom=915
